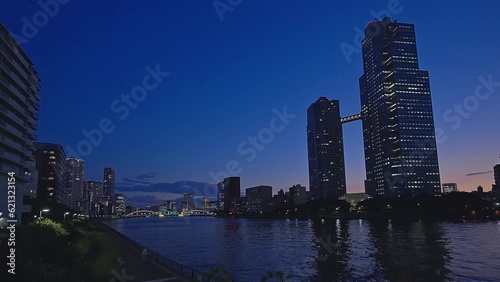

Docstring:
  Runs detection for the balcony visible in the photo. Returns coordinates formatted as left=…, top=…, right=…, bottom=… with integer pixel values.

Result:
left=0, top=134, right=25, bottom=154
left=0, top=150, right=24, bottom=167
left=0, top=121, right=24, bottom=140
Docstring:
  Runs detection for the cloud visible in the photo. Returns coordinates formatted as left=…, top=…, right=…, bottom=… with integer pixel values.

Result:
left=121, top=178, right=153, bottom=185
left=466, top=171, right=492, bottom=176
left=116, top=180, right=218, bottom=208
left=136, top=173, right=157, bottom=180
left=119, top=172, right=158, bottom=186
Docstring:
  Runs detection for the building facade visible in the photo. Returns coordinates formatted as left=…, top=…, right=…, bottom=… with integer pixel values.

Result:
left=217, top=176, right=241, bottom=212
left=289, top=184, right=307, bottom=205
left=34, top=142, right=69, bottom=205
left=307, top=97, right=346, bottom=200
left=67, top=157, right=84, bottom=210
left=114, top=193, right=125, bottom=215
left=246, top=185, right=273, bottom=214
left=102, top=167, right=116, bottom=214
left=359, top=16, right=441, bottom=197
left=0, top=23, right=41, bottom=224
left=83, top=180, right=102, bottom=216
left=182, top=193, right=195, bottom=211
left=442, top=183, right=458, bottom=194
left=494, top=164, right=500, bottom=187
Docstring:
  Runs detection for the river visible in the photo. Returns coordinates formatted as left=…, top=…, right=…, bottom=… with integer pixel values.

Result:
left=106, top=217, right=500, bottom=281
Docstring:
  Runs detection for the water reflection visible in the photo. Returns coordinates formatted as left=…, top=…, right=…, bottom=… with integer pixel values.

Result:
left=107, top=218, right=499, bottom=282
left=310, top=219, right=452, bottom=281
left=312, top=219, right=352, bottom=281
left=367, top=220, right=451, bottom=281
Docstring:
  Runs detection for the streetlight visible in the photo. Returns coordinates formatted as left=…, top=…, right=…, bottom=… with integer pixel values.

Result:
left=64, top=212, right=70, bottom=220
left=39, top=209, right=49, bottom=218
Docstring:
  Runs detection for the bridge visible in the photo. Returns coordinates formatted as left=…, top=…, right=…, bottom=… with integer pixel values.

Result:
left=124, top=210, right=158, bottom=217
left=341, top=113, right=362, bottom=124
left=184, top=210, right=214, bottom=216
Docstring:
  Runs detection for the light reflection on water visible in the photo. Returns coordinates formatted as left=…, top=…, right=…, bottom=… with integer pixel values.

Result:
left=107, top=218, right=500, bottom=282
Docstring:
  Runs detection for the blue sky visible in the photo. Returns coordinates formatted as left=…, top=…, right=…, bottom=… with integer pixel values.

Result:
left=1, top=0, right=500, bottom=196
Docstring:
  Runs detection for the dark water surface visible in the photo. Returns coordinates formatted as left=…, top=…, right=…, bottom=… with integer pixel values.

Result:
left=107, top=217, right=500, bottom=281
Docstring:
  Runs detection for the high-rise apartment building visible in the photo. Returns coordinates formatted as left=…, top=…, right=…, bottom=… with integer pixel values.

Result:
left=307, top=97, right=346, bottom=199
left=114, top=193, right=125, bottom=215
left=0, top=23, right=41, bottom=224
left=217, top=176, right=240, bottom=212
left=34, top=142, right=69, bottom=205
left=103, top=167, right=116, bottom=214
left=246, top=185, right=273, bottom=213
left=83, top=180, right=102, bottom=216
left=182, top=192, right=195, bottom=211
left=359, top=16, right=441, bottom=197
left=67, top=157, right=84, bottom=210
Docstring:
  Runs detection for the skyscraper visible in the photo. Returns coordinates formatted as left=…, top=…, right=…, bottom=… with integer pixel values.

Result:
left=67, top=157, right=85, bottom=210
left=34, top=142, right=69, bottom=205
left=307, top=97, right=346, bottom=199
left=494, top=164, right=500, bottom=187
left=103, top=167, right=116, bottom=214
left=83, top=180, right=103, bottom=216
left=0, top=23, right=41, bottom=224
left=359, top=16, right=441, bottom=197
left=182, top=192, right=195, bottom=211
left=217, top=176, right=240, bottom=212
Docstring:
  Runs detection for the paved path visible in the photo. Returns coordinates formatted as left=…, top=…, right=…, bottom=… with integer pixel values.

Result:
left=102, top=224, right=190, bottom=282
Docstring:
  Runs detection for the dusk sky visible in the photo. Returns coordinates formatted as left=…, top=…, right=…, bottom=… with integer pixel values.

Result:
left=1, top=1, right=499, bottom=197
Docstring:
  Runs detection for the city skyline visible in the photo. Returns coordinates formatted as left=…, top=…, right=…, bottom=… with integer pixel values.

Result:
left=0, top=1, right=499, bottom=197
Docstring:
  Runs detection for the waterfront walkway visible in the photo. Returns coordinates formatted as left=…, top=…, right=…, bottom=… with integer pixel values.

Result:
left=103, top=224, right=190, bottom=282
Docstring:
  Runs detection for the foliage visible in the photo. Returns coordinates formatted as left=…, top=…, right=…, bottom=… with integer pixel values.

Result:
left=38, top=217, right=69, bottom=236
left=205, top=265, right=236, bottom=282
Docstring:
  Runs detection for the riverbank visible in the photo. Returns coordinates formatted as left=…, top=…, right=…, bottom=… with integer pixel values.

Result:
left=99, top=221, right=190, bottom=282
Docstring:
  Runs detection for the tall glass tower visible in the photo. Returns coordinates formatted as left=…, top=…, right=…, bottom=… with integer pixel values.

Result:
left=359, top=17, right=441, bottom=197
left=307, top=97, right=346, bottom=199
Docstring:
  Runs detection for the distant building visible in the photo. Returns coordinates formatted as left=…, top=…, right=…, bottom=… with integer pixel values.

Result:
left=307, top=97, right=346, bottom=200
left=0, top=23, right=41, bottom=225
left=217, top=177, right=241, bottom=212
left=182, top=193, right=195, bottom=211
left=67, top=157, right=85, bottom=210
left=125, top=205, right=137, bottom=214
left=83, top=180, right=102, bottom=215
left=494, top=164, right=500, bottom=189
left=442, top=183, right=458, bottom=194
left=289, top=184, right=307, bottom=205
left=165, top=200, right=178, bottom=212
left=114, top=193, right=125, bottom=214
left=477, top=186, right=484, bottom=193
left=35, top=142, right=69, bottom=206
left=272, top=189, right=287, bottom=209
left=103, top=168, right=116, bottom=214
left=147, top=205, right=160, bottom=212
left=246, top=186, right=273, bottom=214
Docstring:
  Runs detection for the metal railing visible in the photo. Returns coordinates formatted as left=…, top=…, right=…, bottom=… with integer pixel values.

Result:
left=100, top=222, right=215, bottom=282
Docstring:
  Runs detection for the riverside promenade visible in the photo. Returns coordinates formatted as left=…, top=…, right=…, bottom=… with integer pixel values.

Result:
left=101, top=222, right=208, bottom=282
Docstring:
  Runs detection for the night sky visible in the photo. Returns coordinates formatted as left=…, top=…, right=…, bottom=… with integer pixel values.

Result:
left=1, top=1, right=499, bottom=196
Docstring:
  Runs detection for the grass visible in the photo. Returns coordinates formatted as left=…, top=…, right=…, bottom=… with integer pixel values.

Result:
left=75, top=226, right=120, bottom=281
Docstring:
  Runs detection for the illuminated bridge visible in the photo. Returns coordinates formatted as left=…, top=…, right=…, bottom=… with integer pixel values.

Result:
left=341, top=113, right=362, bottom=124
left=184, top=210, right=213, bottom=216
left=124, top=210, right=158, bottom=217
